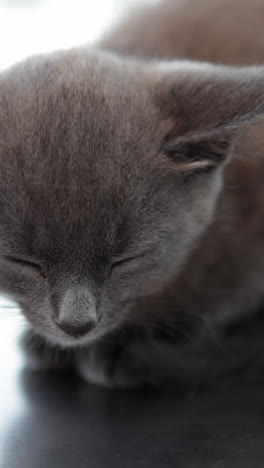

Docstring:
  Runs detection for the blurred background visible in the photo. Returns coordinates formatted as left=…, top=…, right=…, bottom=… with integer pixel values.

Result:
left=0, top=0, right=158, bottom=71
left=0, top=0, right=157, bottom=316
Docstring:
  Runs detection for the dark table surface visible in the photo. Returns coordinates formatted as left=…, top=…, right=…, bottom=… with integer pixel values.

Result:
left=1, top=315, right=264, bottom=468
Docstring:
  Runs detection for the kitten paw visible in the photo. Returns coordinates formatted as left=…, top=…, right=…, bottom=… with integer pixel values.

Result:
left=20, top=329, right=74, bottom=372
left=75, top=340, right=150, bottom=389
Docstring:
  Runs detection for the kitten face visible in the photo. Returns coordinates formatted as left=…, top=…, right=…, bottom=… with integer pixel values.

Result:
left=0, top=49, right=263, bottom=347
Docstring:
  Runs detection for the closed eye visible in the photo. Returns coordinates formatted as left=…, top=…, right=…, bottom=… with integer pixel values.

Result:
left=111, top=255, right=141, bottom=270
left=5, top=256, right=46, bottom=278
left=111, top=249, right=154, bottom=270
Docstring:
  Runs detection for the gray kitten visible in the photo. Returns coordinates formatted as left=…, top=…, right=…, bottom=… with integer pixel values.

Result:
left=2, top=0, right=264, bottom=389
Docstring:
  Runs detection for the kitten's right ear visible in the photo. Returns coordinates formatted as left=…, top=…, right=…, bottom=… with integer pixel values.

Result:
left=154, top=62, right=264, bottom=173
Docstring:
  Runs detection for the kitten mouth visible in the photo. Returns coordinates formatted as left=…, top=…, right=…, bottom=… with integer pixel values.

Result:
left=42, top=326, right=105, bottom=349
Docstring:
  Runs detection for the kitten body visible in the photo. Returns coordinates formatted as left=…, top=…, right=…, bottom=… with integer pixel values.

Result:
left=2, top=0, right=264, bottom=388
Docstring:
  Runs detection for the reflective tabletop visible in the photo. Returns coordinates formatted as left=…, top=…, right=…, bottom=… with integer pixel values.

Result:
left=1, top=312, right=264, bottom=468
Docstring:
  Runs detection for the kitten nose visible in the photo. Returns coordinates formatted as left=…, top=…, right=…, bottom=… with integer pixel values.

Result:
left=56, top=318, right=97, bottom=338
left=55, top=286, right=98, bottom=338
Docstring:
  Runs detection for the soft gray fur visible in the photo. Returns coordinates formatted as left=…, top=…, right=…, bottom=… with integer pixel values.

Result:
left=2, top=0, right=264, bottom=389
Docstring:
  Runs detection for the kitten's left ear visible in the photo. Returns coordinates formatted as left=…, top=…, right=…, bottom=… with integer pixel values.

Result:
left=155, top=62, right=264, bottom=172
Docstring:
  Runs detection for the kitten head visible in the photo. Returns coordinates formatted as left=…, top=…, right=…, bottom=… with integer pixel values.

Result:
left=0, top=49, right=263, bottom=347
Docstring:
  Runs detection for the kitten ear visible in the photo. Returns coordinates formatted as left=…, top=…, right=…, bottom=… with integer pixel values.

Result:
left=156, top=63, right=264, bottom=172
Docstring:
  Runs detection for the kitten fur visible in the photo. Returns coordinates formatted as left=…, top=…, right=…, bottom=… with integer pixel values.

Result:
left=2, top=0, right=264, bottom=389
